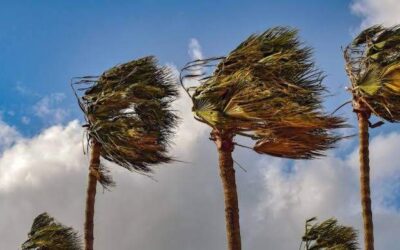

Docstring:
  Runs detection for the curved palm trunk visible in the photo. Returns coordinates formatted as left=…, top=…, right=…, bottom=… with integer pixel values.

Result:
left=213, top=129, right=241, bottom=250
left=357, top=109, right=374, bottom=250
left=84, top=139, right=101, bottom=250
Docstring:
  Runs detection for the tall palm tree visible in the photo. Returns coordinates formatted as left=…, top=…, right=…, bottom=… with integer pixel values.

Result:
left=300, top=217, right=359, bottom=250
left=180, top=27, right=346, bottom=250
left=344, top=25, right=400, bottom=250
left=22, top=212, right=82, bottom=250
left=72, top=56, right=179, bottom=250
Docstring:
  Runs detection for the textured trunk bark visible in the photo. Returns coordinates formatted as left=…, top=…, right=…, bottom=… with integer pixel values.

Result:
left=213, top=129, right=241, bottom=250
left=84, top=139, right=101, bottom=250
left=357, top=109, right=374, bottom=250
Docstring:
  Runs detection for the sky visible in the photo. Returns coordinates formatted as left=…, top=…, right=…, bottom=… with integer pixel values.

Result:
left=1, top=0, right=400, bottom=249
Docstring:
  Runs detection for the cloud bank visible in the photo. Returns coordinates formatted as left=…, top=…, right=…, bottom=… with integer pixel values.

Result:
left=351, top=0, right=400, bottom=28
left=2, top=119, right=400, bottom=249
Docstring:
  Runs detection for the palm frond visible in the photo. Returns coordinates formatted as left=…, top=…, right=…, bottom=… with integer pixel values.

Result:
left=22, top=213, right=82, bottom=250
left=345, top=25, right=400, bottom=122
left=301, top=217, right=359, bottom=250
left=253, top=122, right=343, bottom=159
left=181, top=27, right=346, bottom=159
left=73, top=56, right=179, bottom=181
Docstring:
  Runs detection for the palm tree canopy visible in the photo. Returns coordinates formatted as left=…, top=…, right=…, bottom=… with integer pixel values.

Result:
left=302, top=217, right=359, bottom=250
left=73, top=56, right=179, bottom=180
left=181, top=27, right=345, bottom=159
left=345, top=25, right=400, bottom=122
left=21, top=213, right=82, bottom=250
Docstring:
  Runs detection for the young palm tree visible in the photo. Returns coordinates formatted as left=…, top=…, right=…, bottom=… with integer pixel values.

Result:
left=72, top=56, right=179, bottom=250
left=21, top=212, right=82, bottom=250
left=300, top=217, right=359, bottom=250
left=180, top=27, right=346, bottom=250
left=344, top=25, right=400, bottom=250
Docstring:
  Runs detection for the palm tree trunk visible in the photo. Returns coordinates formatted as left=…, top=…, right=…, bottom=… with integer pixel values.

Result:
left=213, top=129, right=241, bottom=250
left=84, top=139, right=101, bottom=250
left=357, top=109, right=374, bottom=250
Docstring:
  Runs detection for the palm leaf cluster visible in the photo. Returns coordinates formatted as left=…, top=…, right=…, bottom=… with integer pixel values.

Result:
left=21, top=213, right=82, bottom=250
left=73, top=56, right=179, bottom=183
left=181, top=27, right=345, bottom=159
left=301, top=217, right=359, bottom=250
left=344, top=25, right=400, bottom=122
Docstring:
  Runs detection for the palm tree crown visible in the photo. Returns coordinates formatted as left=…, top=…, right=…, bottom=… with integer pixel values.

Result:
left=22, top=213, right=82, bottom=250
left=344, top=25, right=400, bottom=122
left=181, top=27, right=345, bottom=159
left=74, top=56, right=179, bottom=250
left=181, top=27, right=346, bottom=250
left=344, top=25, right=400, bottom=250
left=73, top=56, right=179, bottom=183
left=301, top=217, right=359, bottom=250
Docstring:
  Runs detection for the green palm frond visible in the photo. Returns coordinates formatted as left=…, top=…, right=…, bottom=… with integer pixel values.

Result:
left=345, top=25, right=400, bottom=122
left=73, top=56, right=179, bottom=184
left=22, top=213, right=82, bottom=250
left=301, top=217, right=359, bottom=250
left=181, top=27, right=345, bottom=159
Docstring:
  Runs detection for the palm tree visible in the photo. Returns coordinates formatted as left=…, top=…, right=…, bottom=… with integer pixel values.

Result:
left=72, top=56, right=179, bottom=250
left=180, top=27, right=345, bottom=250
left=344, top=25, right=400, bottom=250
left=21, top=212, right=82, bottom=250
left=300, top=217, right=359, bottom=250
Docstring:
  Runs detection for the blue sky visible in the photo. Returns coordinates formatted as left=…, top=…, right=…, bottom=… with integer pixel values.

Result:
left=2, top=1, right=400, bottom=249
left=1, top=0, right=361, bottom=134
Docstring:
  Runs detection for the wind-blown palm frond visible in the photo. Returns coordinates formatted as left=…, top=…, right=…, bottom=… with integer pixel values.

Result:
left=253, top=125, right=342, bottom=159
left=181, top=27, right=345, bottom=159
left=73, top=56, right=179, bottom=184
left=22, top=213, right=82, bottom=250
left=345, top=25, right=400, bottom=122
left=301, top=217, right=359, bottom=250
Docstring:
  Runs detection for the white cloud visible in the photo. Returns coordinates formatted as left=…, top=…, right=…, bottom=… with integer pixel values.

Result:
left=181, top=38, right=206, bottom=91
left=0, top=120, right=20, bottom=151
left=166, top=38, right=209, bottom=151
left=351, top=0, right=400, bottom=28
left=252, top=156, right=359, bottom=246
left=246, top=147, right=400, bottom=250
left=347, top=132, right=400, bottom=180
left=166, top=63, right=208, bottom=151
left=33, top=93, right=70, bottom=124
left=0, top=120, right=84, bottom=192
left=188, top=38, right=203, bottom=61
left=346, top=132, right=400, bottom=213
left=0, top=116, right=400, bottom=249
left=0, top=120, right=87, bottom=249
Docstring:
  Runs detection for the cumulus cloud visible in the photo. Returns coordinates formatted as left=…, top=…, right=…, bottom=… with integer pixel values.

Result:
left=0, top=120, right=84, bottom=192
left=0, top=120, right=87, bottom=249
left=347, top=132, right=400, bottom=212
left=247, top=156, right=359, bottom=249
left=247, top=148, right=400, bottom=250
left=351, top=0, right=400, bottom=28
left=1, top=116, right=400, bottom=249
left=347, top=132, right=400, bottom=180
